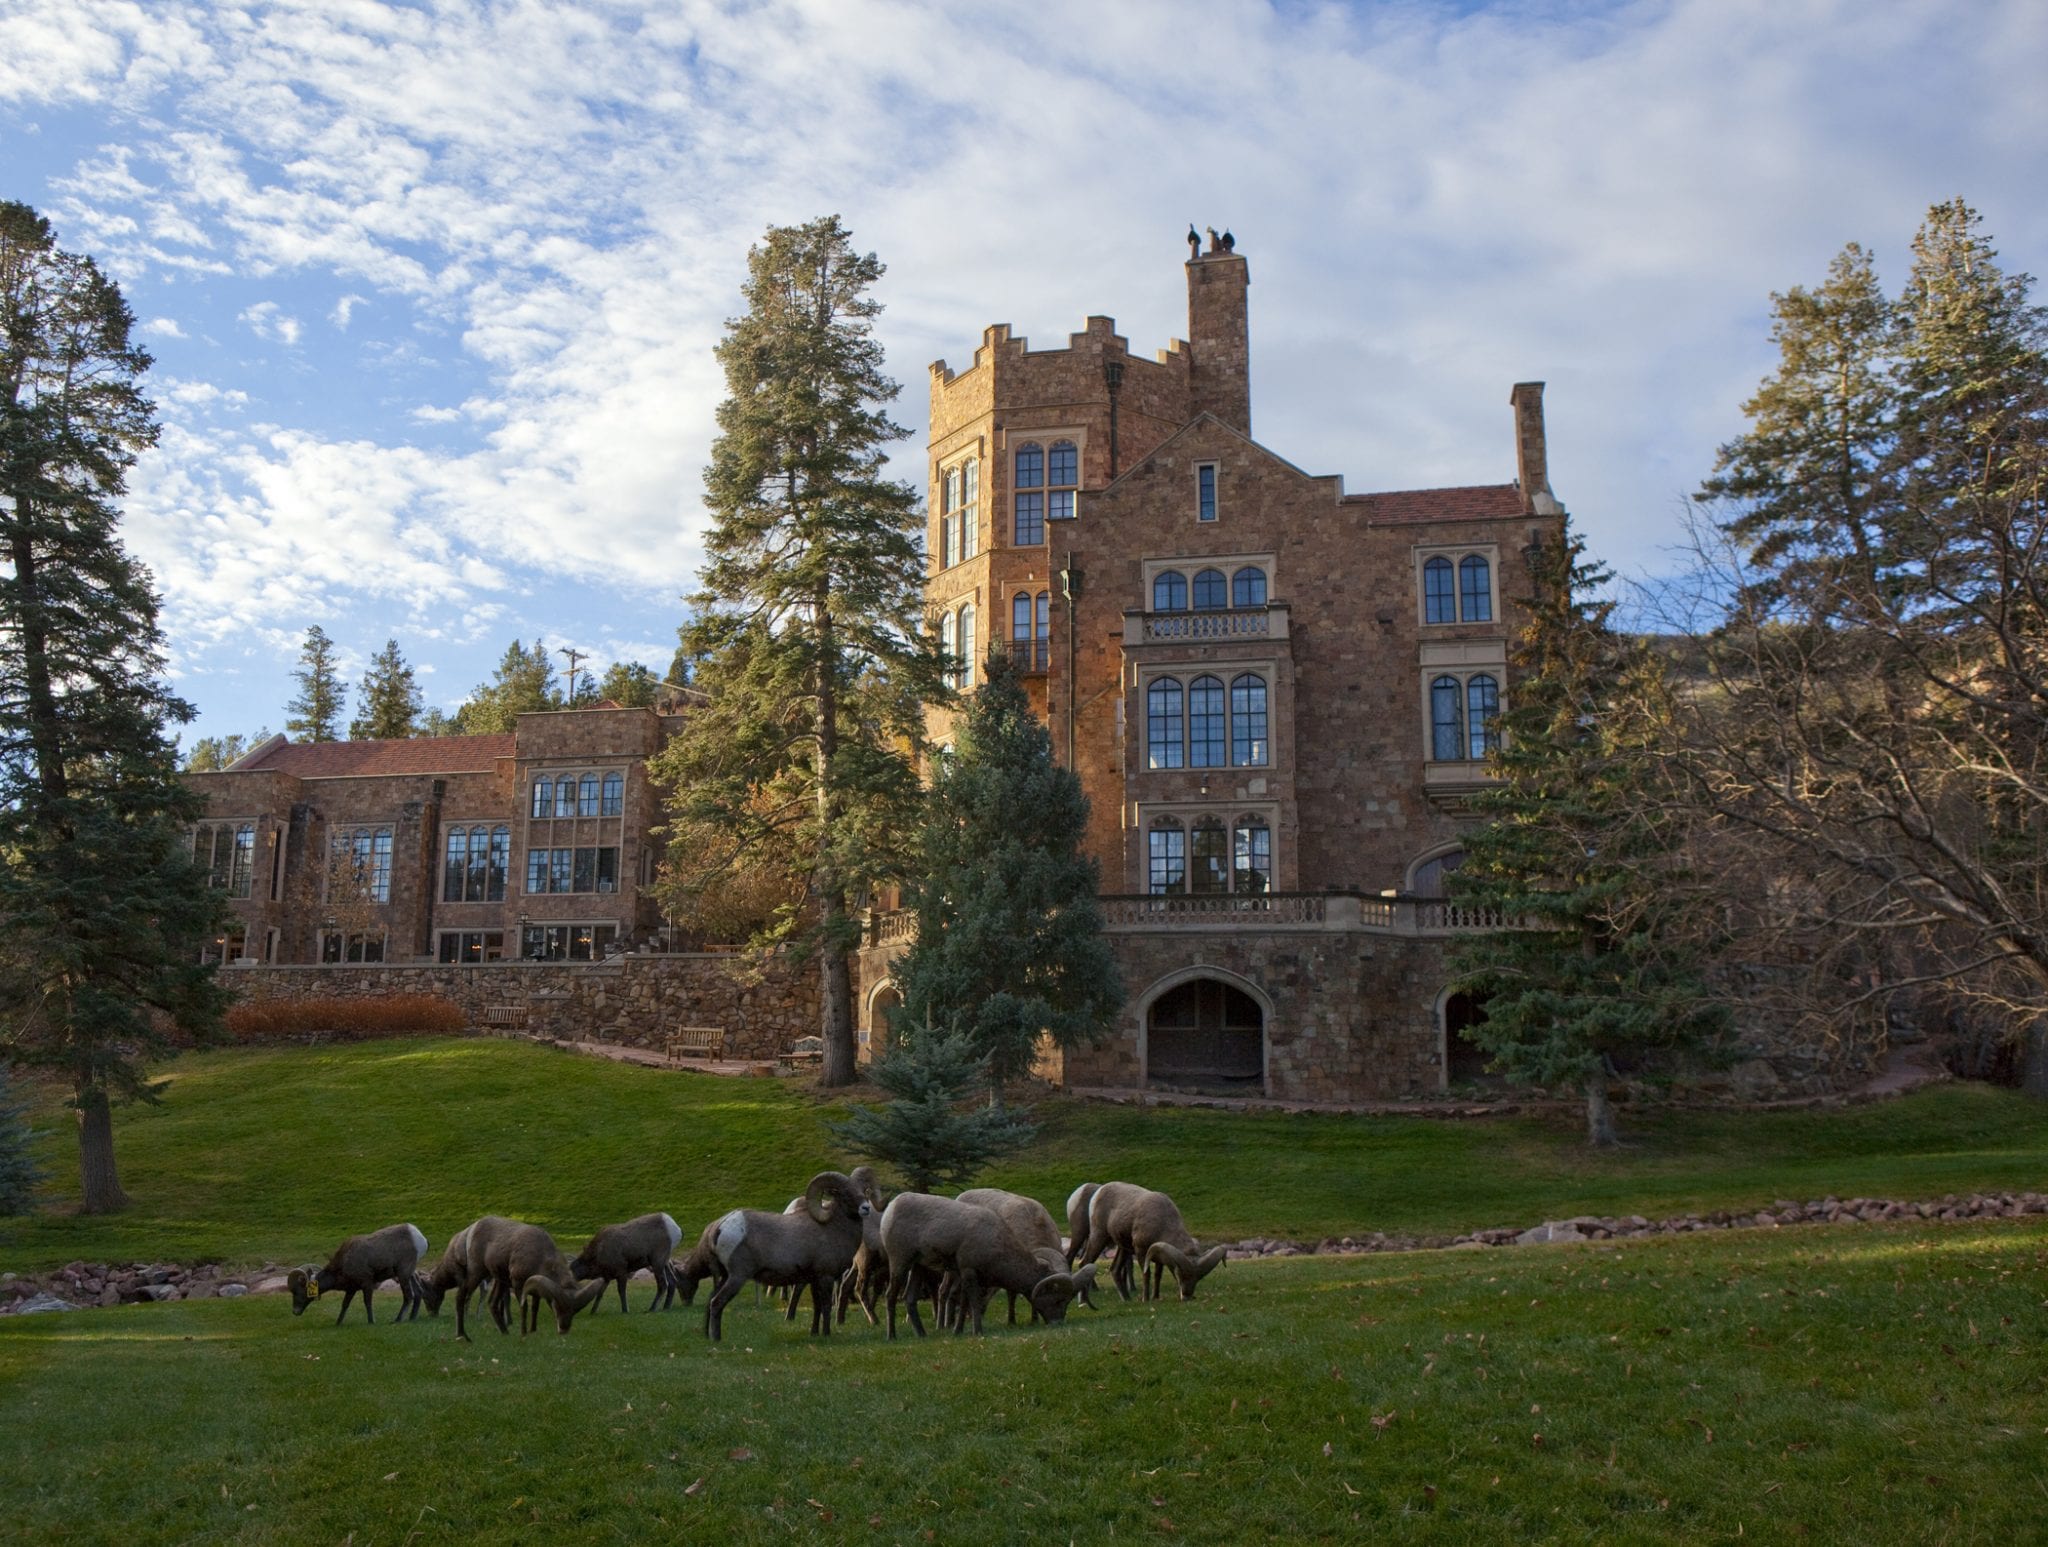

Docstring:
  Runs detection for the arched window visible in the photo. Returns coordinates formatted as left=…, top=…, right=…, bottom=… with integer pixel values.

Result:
left=1147, top=677, right=1184, bottom=769
left=578, top=773, right=600, bottom=817
left=488, top=826, right=510, bottom=901
left=1012, top=591, right=1031, bottom=644
left=961, top=459, right=980, bottom=558
left=957, top=603, right=976, bottom=689
left=1466, top=674, right=1500, bottom=759
left=601, top=772, right=623, bottom=817
left=1231, top=566, right=1267, bottom=608
left=1148, top=818, right=1186, bottom=894
left=443, top=826, right=469, bottom=902
left=1047, top=440, right=1078, bottom=522
left=940, top=610, right=957, bottom=683
left=1233, top=818, right=1272, bottom=893
left=1190, top=817, right=1229, bottom=894
left=1423, top=556, right=1456, bottom=624
left=1188, top=675, right=1225, bottom=768
left=334, top=826, right=393, bottom=903
left=1458, top=557, right=1490, bottom=622
left=466, top=823, right=489, bottom=898
left=556, top=775, right=577, bottom=814
left=1459, top=554, right=1492, bottom=621
left=1409, top=847, right=1464, bottom=898
left=1230, top=674, right=1268, bottom=766
left=940, top=466, right=961, bottom=568
left=1192, top=568, right=1227, bottom=610
left=1430, top=675, right=1464, bottom=761
left=1152, top=571, right=1188, bottom=612
left=1036, top=591, right=1049, bottom=661
left=531, top=779, right=554, bottom=819
left=1014, top=443, right=1045, bottom=545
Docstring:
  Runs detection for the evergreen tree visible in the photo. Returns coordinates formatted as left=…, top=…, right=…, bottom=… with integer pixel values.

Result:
left=453, top=638, right=560, bottom=734
left=1448, top=524, right=1727, bottom=1145
left=419, top=705, right=458, bottom=737
left=597, top=659, right=660, bottom=708
left=0, top=201, right=228, bottom=1211
left=285, top=624, right=344, bottom=742
left=895, top=648, right=1122, bottom=1103
left=184, top=727, right=271, bottom=771
left=829, top=1032, right=1037, bottom=1193
left=348, top=637, right=422, bottom=740
left=649, top=216, right=945, bottom=1087
left=0, top=1063, right=45, bottom=1215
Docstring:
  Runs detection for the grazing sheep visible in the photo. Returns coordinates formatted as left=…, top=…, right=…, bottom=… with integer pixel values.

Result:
left=1064, top=1182, right=1102, bottom=1268
left=570, top=1213, right=685, bottom=1313
left=959, top=1188, right=1098, bottom=1322
left=416, top=1222, right=474, bottom=1317
left=672, top=1219, right=724, bottom=1306
left=702, top=1171, right=873, bottom=1341
left=1078, top=1182, right=1227, bottom=1301
left=879, top=1192, right=1092, bottom=1339
left=453, top=1216, right=604, bottom=1339
left=289, top=1224, right=430, bottom=1326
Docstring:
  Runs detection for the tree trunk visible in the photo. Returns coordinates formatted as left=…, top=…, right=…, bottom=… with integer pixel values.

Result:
left=818, top=907, right=857, bottom=1087
left=1584, top=1074, right=1619, bottom=1147
left=76, top=1085, right=129, bottom=1214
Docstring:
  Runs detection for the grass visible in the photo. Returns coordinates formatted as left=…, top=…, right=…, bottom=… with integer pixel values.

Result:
left=0, top=1219, right=2041, bottom=1543
left=3, top=1039, right=2046, bottom=1270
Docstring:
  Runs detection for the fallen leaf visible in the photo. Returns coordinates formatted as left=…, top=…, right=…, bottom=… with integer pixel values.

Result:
left=1371, top=1411, right=1396, bottom=1431
left=728, top=1448, right=755, bottom=1462
left=383, top=1472, right=400, bottom=1483
left=1322, top=1442, right=1334, bottom=1458
left=684, top=1478, right=704, bottom=1497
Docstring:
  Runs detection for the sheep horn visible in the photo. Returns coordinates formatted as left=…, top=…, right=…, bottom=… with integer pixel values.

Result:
left=567, top=1277, right=606, bottom=1316
left=804, top=1171, right=853, bottom=1223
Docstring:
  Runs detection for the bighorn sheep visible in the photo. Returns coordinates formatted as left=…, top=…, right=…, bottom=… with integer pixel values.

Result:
left=879, top=1192, right=1092, bottom=1338
left=453, top=1216, right=604, bottom=1339
left=289, top=1223, right=429, bottom=1325
left=1078, top=1182, right=1228, bottom=1301
left=570, top=1213, right=685, bottom=1313
left=416, top=1222, right=474, bottom=1317
left=959, top=1188, right=1098, bottom=1322
left=702, top=1171, right=873, bottom=1341
left=1064, top=1182, right=1102, bottom=1269
left=673, top=1218, right=724, bottom=1306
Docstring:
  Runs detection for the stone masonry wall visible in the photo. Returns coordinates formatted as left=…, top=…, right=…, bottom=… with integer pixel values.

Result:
left=224, top=954, right=820, bottom=1061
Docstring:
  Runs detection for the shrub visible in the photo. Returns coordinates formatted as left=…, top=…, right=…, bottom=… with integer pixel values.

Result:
left=224, top=994, right=467, bottom=1044
left=0, top=1064, right=45, bottom=1215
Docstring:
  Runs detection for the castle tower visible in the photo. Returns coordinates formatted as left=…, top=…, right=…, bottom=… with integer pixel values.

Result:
left=1185, top=237, right=1250, bottom=435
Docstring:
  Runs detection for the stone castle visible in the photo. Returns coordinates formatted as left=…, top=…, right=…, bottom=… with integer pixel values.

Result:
left=190, top=234, right=1563, bottom=1102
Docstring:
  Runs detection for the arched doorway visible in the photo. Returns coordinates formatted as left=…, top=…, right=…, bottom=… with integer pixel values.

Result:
left=1147, top=977, right=1265, bottom=1095
left=867, top=984, right=902, bottom=1056
left=1441, top=989, right=1494, bottom=1086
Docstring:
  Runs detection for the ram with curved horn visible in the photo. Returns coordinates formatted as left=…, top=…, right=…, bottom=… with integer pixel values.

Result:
left=879, top=1192, right=1095, bottom=1339
left=451, top=1216, right=605, bottom=1339
left=701, top=1170, right=873, bottom=1341
left=1078, top=1182, right=1227, bottom=1301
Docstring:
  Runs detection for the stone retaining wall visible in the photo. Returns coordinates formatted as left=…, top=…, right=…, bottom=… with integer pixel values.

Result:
left=222, top=954, right=820, bottom=1062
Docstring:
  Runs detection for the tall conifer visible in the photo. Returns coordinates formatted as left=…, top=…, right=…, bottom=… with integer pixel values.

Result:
left=349, top=637, right=422, bottom=740
left=650, top=216, right=943, bottom=1086
left=285, top=624, right=344, bottom=742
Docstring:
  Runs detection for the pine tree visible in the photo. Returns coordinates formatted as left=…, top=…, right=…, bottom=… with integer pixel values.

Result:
left=0, top=1063, right=45, bottom=1215
left=1448, top=523, right=1726, bottom=1145
left=453, top=638, right=560, bottom=734
left=285, top=624, right=344, bottom=742
left=649, top=216, right=945, bottom=1087
left=0, top=201, right=229, bottom=1211
left=829, top=1032, right=1037, bottom=1192
left=184, top=728, right=271, bottom=771
left=597, top=659, right=659, bottom=708
left=894, top=648, right=1123, bottom=1103
left=348, top=638, right=422, bottom=740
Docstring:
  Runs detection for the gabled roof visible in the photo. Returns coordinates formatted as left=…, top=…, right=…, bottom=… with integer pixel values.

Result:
left=230, top=735, right=516, bottom=778
left=1342, top=484, right=1526, bottom=524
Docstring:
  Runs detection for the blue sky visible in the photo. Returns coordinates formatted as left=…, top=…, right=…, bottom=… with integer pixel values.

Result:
left=3, top=0, right=2043, bottom=749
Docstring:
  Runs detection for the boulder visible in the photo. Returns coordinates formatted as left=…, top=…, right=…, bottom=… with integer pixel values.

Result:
left=13, top=1293, right=76, bottom=1315
left=218, top=1284, right=251, bottom=1299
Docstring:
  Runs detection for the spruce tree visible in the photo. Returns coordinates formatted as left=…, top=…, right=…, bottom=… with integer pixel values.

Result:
left=597, top=659, right=659, bottom=708
left=894, top=647, right=1123, bottom=1103
left=184, top=728, right=271, bottom=771
left=1448, top=523, right=1726, bottom=1145
left=829, top=1032, right=1037, bottom=1192
left=285, top=624, right=344, bottom=742
left=0, top=1063, right=45, bottom=1215
left=453, top=638, right=560, bottom=734
left=348, top=637, right=422, bottom=740
left=649, top=216, right=945, bottom=1087
left=0, top=201, right=229, bottom=1211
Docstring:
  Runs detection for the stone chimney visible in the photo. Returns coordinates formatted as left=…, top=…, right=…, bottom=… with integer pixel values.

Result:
left=1510, top=381, right=1561, bottom=515
left=1186, top=240, right=1251, bottom=435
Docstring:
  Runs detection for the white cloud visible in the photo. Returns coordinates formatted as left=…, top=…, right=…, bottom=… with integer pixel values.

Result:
left=142, top=316, right=186, bottom=338
left=237, top=300, right=302, bottom=345
left=331, top=292, right=365, bottom=329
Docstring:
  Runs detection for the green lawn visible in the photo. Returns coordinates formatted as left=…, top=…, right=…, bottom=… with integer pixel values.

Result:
left=0, top=1219, right=2041, bottom=1544
left=4, top=1039, right=2047, bottom=1270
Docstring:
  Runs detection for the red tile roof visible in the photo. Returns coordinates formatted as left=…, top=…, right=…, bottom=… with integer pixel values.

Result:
left=1344, top=483, right=1526, bottom=524
left=237, top=735, right=516, bottom=778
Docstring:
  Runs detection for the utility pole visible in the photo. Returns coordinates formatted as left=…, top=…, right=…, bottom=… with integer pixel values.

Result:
left=557, top=645, right=587, bottom=706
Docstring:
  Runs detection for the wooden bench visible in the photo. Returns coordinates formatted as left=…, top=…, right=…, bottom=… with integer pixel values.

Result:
left=482, top=1004, right=526, bottom=1034
left=782, top=1035, right=825, bottom=1069
left=665, top=1026, right=725, bottom=1064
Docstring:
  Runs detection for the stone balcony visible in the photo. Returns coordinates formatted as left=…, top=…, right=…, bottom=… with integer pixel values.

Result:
left=865, top=893, right=1519, bottom=945
left=1122, top=602, right=1290, bottom=645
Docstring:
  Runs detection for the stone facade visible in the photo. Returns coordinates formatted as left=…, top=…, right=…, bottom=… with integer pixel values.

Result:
left=186, top=705, right=682, bottom=967
left=886, top=233, right=1570, bottom=1102
left=222, top=953, right=819, bottom=1061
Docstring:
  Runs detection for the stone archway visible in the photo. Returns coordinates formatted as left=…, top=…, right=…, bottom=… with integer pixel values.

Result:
left=1440, top=988, right=1494, bottom=1086
left=1144, top=974, right=1267, bottom=1096
left=865, top=982, right=902, bottom=1057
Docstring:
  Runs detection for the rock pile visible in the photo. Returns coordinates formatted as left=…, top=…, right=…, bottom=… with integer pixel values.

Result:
left=0, top=1260, right=286, bottom=1313
left=1224, top=1190, right=2048, bottom=1260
